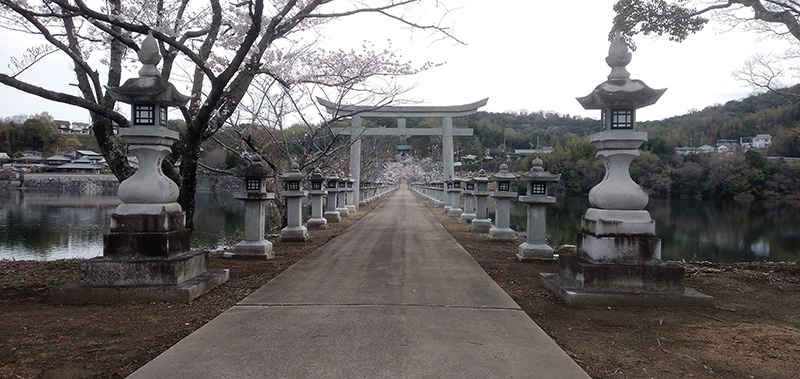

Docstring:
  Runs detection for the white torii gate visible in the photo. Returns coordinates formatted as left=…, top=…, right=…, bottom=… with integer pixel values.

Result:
left=318, top=97, right=488, bottom=209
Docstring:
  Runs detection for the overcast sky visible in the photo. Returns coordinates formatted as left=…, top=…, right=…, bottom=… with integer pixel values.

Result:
left=0, top=0, right=793, bottom=124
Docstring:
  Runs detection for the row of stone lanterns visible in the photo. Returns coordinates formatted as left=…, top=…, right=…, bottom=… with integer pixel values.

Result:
left=225, top=164, right=397, bottom=261
left=415, top=32, right=712, bottom=307
left=411, top=160, right=561, bottom=261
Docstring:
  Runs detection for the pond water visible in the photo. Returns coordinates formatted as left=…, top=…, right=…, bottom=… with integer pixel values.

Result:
left=0, top=191, right=245, bottom=261
left=1, top=190, right=798, bottom=262
left=506, top=196, right=800, bottom=263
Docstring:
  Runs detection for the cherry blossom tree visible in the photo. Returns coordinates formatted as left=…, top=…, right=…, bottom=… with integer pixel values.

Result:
left=0, top=0, right=457, bottom=227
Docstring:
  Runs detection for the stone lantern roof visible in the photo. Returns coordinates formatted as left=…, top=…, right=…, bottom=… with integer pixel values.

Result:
left=521, top=158, right=560, bottom=182
left=490, top=164, right=517, bottom=182
left=106, top=31, right=191, bottom=107
left=576, top=33, right=665, bottom=110
left=473, top=169, right=489, bottom=183
left=237, top=153, right=273, bottom=178
left=309, top=167, right=325, bottom=182
left=279, top=162, right=305, bottom=182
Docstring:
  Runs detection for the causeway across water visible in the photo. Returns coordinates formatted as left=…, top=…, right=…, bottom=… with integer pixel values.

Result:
left=128, top=185, right=589, bottom=378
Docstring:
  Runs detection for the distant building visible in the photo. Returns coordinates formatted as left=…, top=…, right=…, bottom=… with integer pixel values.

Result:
left=506, top=148, right=553, bottom=161
left=717, top=145, right=731, bottom=154
left=71, top=122, right=91, bottom=134
left=752, top=134, right=772, bottom=149
left=0, top=152, right=10, bottom=161
left=676, top=146, right=697, bottom=155
left=697, top=145, right=715, bottom=154
left=54, top=120, right=71, bottom=133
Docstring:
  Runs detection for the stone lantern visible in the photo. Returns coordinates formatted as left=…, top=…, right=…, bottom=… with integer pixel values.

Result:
left=470, top=169, right=493, bottom=233
left=517, top=158, right=560, bottom=260
left=459, top=171, right=476, bottom=224
left=307, top=168, right=328, bottom=229
left=447, top=175, right=463, bottom=217
left=335, top=171, right=350, bottom=217
left=488, top=164, right=517, bottom=242
left=324, top=174, right=341, bottom=223
left=443, top=178, right=454, bottom=212
left=541, top=33, right=711, bottom=307
left=223, top=154, right=275, bottom=259
left=345, top=174, right=357, bottom=213
left=53, top=31, right=228, bottom=303
left=279, top=162, right=309, bottom=242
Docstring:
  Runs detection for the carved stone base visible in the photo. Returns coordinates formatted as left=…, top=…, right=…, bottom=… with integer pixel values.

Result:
left=447, top=207, right=463, bottom=218
left=280, top=226, right=309, bottom=242
left=223, top=240, right=274, bottom=259
left=488, top=227, right=517, bottom=242
left=459, top=212, right=475, bottom=224
left=540, top=255, right=712, bottom=307
left=517, top=243, right=555, bottom=261
left=324, top=211, right=341, bottom=223
left=470, top=218, right=493, bottom=233
left=51, top=251, right=229, bottom=303
left=307, top=218, right=328, bottom=230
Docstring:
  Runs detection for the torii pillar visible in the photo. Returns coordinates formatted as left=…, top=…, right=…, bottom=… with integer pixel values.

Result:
left=320, top=98, right=488, bottom=205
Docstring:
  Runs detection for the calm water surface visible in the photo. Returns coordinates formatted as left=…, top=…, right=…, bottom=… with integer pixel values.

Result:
left=0, top=191, right=244, bottom=260
left=2, top=191, right=799, bottom=262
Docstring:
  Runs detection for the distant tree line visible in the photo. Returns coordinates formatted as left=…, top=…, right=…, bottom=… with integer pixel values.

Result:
left=0, top=113, right=82, bottom=157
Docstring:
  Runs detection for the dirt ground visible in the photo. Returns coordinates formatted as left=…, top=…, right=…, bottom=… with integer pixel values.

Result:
left=421, top=199, right=800, bottom=379
left=2, top=194, right=799, bottom=379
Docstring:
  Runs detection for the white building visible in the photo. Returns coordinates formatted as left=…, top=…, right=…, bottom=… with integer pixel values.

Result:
left=752, top=134, right=772, bottom=149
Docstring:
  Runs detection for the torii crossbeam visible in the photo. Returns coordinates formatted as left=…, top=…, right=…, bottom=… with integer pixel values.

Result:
left=318, top=97, right=488, bottom=208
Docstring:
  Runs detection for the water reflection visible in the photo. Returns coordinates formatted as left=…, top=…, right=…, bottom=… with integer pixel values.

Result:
left=505, top=197, right=800, bottom=263
left=0, top=191, right=246, bottom=261
left=2, top=190, right=798, bottom=262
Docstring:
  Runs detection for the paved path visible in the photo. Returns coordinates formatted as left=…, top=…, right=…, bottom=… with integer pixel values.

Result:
left=129, top=186, right=589, bottom=378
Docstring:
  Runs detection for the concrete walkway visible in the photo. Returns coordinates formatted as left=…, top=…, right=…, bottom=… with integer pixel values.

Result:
left=129, top=186, right=589, bottom=378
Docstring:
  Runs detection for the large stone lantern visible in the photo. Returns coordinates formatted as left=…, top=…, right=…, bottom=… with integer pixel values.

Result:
left=335, top=171, right=350, bottom=217
left=345, top=174, right=357, bottom=213
left=223, top=155, right=275, bottom=259
left=470, top=169, right=493, bottom=233
left=307, top=168, right=328, bottom=229
left=447, top=176, right=463, bottom=217
left=488, top=164, right=517, bottom=242
left=53, top=31, right=228, bottom=303
left=541, top=33, right=711, bottom=307
left=517, top=158, right=560, bottom=260
left=324, top=174, right=341, bottom=223
left=279, top=162, right=309, bottom=242
left=459, top=171, right=476, bottom=224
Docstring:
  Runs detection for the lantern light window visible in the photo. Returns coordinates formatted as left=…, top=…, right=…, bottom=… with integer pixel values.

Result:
left=531, top=183, right=546, bottom=195
left=466, top=183, right=474, bottom=190
left=312, top=181, right=322, bottom=190
left=611, top=109, right=634, bottom=129
left=498, top=182, right=510, bottom=191
left=287, top=181, right=300, bottom=191
left=159, top=106, right=168, bottom=126
left=133, top=104, right=155, bottom=125
left=246, top=178, right=261, bottom=191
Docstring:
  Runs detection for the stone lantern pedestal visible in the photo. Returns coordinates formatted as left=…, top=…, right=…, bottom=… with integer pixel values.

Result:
left=324, top=175, right=341, bottom=223
left=335, top=172, right=350, bottom=217
left=279, top=164, right=309, bottom=242
left=470, top=169, right=493, bottom=233
left=517, top=158, right=560, bottom=261
left=223, top=158, right=275, bottom=259
left=51, top=32, right=227, bottom=303
left=487, top=164, right=517, bottom=242
left=447, top=177, right=464, bottom=217
left=459, top=172, right=476, bottom=224
left=307, top=168, right=328, bottom=230
left=345, top=175, right=357, bottom=213
left=541, top=33, right=712, bottom=307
